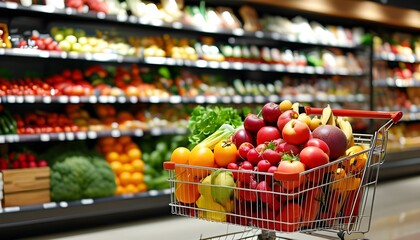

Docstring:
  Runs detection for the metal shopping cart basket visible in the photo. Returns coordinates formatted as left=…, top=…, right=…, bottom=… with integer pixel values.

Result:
left=163, top=107, right=403, bottom=240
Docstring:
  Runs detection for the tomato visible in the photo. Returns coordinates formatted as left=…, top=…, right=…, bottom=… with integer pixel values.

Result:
left=299, top=146, right=329, bottom=169
left=276, top=155, right=306, bottom=191
left=214, top=140, right=237, bottom=167
left=237, top=142, right=253, bottom=160
left=304, top=138, right=330, bottom=156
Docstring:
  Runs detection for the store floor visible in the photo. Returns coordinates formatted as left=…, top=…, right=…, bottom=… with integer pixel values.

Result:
left=27, top=175, right=420, bottom=240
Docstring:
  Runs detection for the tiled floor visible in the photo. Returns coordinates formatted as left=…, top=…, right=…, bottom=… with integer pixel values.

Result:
left=27, top=175, right=420, bottom=240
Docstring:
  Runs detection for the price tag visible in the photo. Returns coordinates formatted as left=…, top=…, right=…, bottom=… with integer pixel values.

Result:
left=271, top=32, right=281, bottom=40
left=15, top=96, right=24, bottom=103
left=58, top=96, right=68, bottom=103
left=151, top=128, right=162, bottom=136
left=172, top=22, right=183, bottom=29
left=65, top=132, right=75, bottom=141
left=117, top=96, right=127, bottom=103
left=195, top=60, right=207, bottom=68
left=40, top=134, right=50, bottom=142
left=260, top=64, right=270, bottom=71
left=6, top=135, right=15, bottom=143
left=208, top=61, right=219, bottom=69
left=232, top=62, right=243, bottom=70
left=40, top=51, right=50, bottom=58
left=117, top=14, right=128, bottom=22
left=98, top=96, right=108, bottom=103
left=220, top=61, right=230, bottom=69
left=81, top=199, right=94, bottom=205
left=7, top=95, right=16, bottom=103
left=221, top=96, right=231, bottom=103
left=108, top=96, right=116, bottom=103
left=24, top=95, right=36, bottom=103
left=76, top=132, right=87, bottom=140
left=149, top=96, right=160, bottom=103
left=57, top=133, right=66, bottom=141
left=88, top=96, right=97, bottom=103
left=315, top=67, right=324, bottom=74
left=195, top=96, right=205, bottom=104
left=97, top=12, right=106, bottom=19
left=43, top=202, right=57, bottom=209
left=133, top=129, right=144, bottom=137
left=206, top=96, right=217, bottom=103
left=0, top=136, right=5, bottom=143
left=244, top=96, right=253, bottom=103
left=169, top=96, right=181, bottom=103
left=232, top=95, right=242, bottom=103
left=148, top=190, right=159, bottom=196
left=111, top=129, right=121, bottom=138
left=69, top=96, right=80, bottom=103
left=129, top=96, right=138, bottom=103
left=87, top=131, right=98, bottom=139
left=255, top=95, right=266, bottom=103
left=255, top=31, right=264, bottom=38
left=287, top=65, right=297, bottom=72
left=273, top=64, right=285, bottom=72
left=4, top=207, right=20, bottom=213
left=232, top=28, right=244, bottom=36
left=59, top=201, right=68, bottom=208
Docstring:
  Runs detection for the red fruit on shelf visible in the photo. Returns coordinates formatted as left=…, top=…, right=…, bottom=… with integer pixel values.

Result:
left=37, top=160, right=48, bottom=167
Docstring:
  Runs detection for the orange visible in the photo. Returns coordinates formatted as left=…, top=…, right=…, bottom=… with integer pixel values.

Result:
left=170, top=147, right=191, bottom=175
left=119, top=171, right=131, bottom=186
left=131, top=172, right=144, bottom=185
left=113, top=143, right=124, bottom=153
left=127, top=148, right=142, bottom=161
left=189, top=145, right=214, bottom=178
left=122, top=163, right=135, bottom=173
left=137, top=183, right=147, bottom=193
left=125, top=184, right=138, bottom=194
left=109, top=161, right=123, bottom=174
left=106, top=152, right=119, bottom=162
left=115, top=185, right=124, bottom=195
left=98, top=137, right=115, bottom=146
left=119, top=154, right=130, bottom=163
left=118, top=136, right=132, bottom=145
left=124, top=143, right=138, bottom=152
left=101, top=144, right=113, bottom=154
left=175, top=174, right=200, bottom=204
left=131, top=159, right=144, bottom=172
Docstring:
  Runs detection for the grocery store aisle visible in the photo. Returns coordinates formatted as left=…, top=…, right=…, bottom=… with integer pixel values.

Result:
left=26, top=175, right=420, bottom=240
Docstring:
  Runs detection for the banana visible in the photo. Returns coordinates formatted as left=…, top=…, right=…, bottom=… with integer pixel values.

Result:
left=292, top=102, right=300, bottom=114
left=210, top=169, right=235, bottom=210
left=321, top=104, right=335, bottom=126
left=337, top=116, right=354, bottom=148
left=196, top=195, right=227, bottom=222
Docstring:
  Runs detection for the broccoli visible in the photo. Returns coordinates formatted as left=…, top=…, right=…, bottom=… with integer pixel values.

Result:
left=47, top=146, right=116, bottom=202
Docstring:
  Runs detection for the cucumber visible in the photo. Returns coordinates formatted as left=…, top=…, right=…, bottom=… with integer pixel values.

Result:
left=2, top=110, right=17, bottom=133
left=0, top=116, right=10, bottom=135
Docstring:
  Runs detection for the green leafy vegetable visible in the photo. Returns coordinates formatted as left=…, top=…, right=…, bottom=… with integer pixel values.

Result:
left=187, top=106, right=242, bottom=147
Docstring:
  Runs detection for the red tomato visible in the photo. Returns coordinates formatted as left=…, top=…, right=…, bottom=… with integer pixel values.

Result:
left=299, top=146, right=329, bottom=169
left=276, top=156, right=306, bottom=191
left=304, top=138, right=330, bottom=156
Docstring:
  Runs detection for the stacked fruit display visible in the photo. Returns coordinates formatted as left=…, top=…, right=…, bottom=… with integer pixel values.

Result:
left=98, top=136, right=146, bottom=195
left=15, top=32, right=62, bottom=51
left=14, top=111, right=79, bottom=134
left=167, top=100, right=368, bottom=231
left=0, top=77, right=55, bottom=96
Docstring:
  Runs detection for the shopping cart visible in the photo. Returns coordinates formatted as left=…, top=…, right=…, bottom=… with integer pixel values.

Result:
left=163, top=107, right=403, bottom=240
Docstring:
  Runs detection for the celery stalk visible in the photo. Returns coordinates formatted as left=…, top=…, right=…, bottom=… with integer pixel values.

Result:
left=196, top=124, right=236, bottom=150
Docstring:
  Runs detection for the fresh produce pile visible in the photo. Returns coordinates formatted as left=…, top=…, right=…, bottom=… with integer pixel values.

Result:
left=168, top=100, right=369, bottom=232
left=98, top=136, right=147, bottom=195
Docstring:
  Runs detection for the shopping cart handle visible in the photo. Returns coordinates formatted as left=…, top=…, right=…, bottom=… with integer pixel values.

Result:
left=164, top=161, right=175, bottom=170
left=304, top=106, right=403, bottom=123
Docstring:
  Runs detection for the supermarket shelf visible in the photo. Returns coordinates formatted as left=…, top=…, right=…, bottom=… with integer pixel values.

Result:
left=0, top=2, right=361, bottom=50
left=0, top=48, right=366, bottom=76
left=374, top=78, right=420, bottom=88
left=0, top=189, right=171, bottom=237
left=0, top=127, right=188, bottom=143
left=374, top=53, right=419, bottom=63
left=0, top=94, right=368, bottom=105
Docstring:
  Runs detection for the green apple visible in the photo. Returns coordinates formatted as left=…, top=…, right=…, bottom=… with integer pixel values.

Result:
left=88, top=37, right=98, bottom=47
left=82, top=44, right=93, bottom=53
left=54, top=33, right=64, bottom=42
left=58, top=40, right=71, bottom=51
left=65, top=35, right=78, bottom=45
left=72, top=42, right=82, bottom=52
left=78, top=37, right=88, bottom=45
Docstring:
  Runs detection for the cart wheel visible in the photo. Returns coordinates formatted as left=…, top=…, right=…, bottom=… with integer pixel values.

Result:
left=258, top=230, right=276, bottom=240
left=337, top=230, right=367, bottom=240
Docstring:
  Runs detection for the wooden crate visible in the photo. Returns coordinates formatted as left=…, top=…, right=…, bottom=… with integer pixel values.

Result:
left=2, top=167, right=50, bottom=207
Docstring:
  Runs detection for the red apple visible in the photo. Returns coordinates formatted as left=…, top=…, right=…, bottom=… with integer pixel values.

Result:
left=277, top=110, right=299, bottom=132
left=247, top=148, right=263, bottom=166
left=282, top=119, right=311, bottom=145
left=232, top=129, right=255, bottom=147
left=256, top=126, right=281, bottom=145
left=262, top=102, right=281, bottom=124
left=244, top=114, right=265, bottom=134
left=262, top=149, right=282, bottom=166
left=227, top=162, right=239, bottom=179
